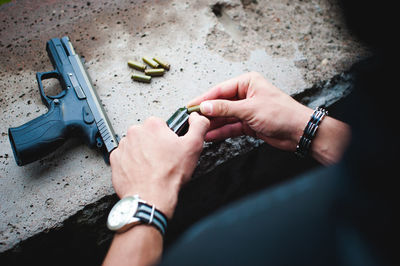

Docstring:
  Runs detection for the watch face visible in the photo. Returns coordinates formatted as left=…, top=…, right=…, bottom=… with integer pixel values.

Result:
left=107, top=196, right=139, bottom=231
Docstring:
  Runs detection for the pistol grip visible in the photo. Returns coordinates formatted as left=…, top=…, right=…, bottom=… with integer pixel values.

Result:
left=8, top=103, right=67, bottom=166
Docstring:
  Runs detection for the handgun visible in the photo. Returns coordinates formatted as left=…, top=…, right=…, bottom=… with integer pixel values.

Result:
left=8, top=36, right=119, bottom=166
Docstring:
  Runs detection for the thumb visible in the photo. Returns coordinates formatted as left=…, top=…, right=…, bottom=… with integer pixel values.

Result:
left=186, top=112, right=210, bottom=137
left=200, top=99, right=247, bottom=119
left=183, top=112, right=210, bottom=148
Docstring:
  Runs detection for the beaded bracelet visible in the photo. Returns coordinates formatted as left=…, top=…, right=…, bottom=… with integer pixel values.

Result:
left=295, top=107, right=328, bottom=158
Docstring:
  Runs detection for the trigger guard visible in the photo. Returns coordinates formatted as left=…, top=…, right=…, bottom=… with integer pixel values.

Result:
left=47, top=90, right=67, bottom=100
left=36, top=70, right=60, bottom=107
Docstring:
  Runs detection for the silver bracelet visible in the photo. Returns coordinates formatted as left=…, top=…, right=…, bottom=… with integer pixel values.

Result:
left=295, top=107, right=328, bottom=158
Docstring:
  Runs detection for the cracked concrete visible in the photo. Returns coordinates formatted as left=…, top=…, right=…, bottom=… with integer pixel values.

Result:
left=0, top=0, right=366, bottom=253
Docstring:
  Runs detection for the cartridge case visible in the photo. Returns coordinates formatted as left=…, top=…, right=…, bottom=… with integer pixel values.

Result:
left=131, top=74, right=151, bottom=83
left=144, top=68, right=165, bottom=76
left=128, top=61, right=147, bottom=71
left=142, top=57, right=159, bottom=68
left=187, top=105, right=201, bottom=114
left=153, top=57, right=170, bottom=70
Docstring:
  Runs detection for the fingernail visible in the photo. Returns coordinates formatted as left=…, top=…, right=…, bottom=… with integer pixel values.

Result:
left=200, top=101, right=213, bottom=115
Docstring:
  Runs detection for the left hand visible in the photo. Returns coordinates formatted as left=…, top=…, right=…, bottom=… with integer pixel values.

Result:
left=109, top=112, right=210, bottom=219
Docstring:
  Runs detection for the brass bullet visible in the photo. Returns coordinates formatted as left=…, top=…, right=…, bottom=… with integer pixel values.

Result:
left=128, top=61, right=147, bottom=71
left=144, top=68, right=165, bottom=77
left=142, top=57, right=159, bottom=68
left=187, top=105, right=201, bottom=114
left=153, top=57, right=170, bottom=70
left=131, top=74, right=151, bottom=83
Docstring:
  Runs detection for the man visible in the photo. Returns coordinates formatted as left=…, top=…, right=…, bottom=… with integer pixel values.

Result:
left=103, top=0, right=397, bottom=265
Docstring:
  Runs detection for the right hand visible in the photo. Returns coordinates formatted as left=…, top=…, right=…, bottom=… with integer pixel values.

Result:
left=110, top=113, right=209, bottom=219
left=187, top=72, right=313, bottom=152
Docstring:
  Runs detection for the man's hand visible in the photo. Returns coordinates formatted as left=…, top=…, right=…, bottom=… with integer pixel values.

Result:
left=188, top=72, right=313, bottom=151
left=103, top=113, right=209, bottom=266
left=110, top=112, right=210, bottom=219
left=188, top=72, right=350, bottom=165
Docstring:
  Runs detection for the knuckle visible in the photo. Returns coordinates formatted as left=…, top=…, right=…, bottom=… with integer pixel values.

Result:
left=199, top=115, right=210, bottom=128
left=119, top=135, right=127, bottom=145
left=192, top=112, right=209, bottom=126
left=127, top=125, right=139, bottom=136
left=145, top=116, right=163, bottom=127
left=216, top=101, right=229, bottom=116
left=249, top=71, right=262, bottom=79
left=248, top=72, right=265, bottom=84
left=215, top=86, right=223, bottom=98
left=147, top=116, right=159, bottom=122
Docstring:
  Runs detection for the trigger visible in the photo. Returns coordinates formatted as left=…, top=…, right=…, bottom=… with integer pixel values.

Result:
left=82, top=106, right=95, bottom=124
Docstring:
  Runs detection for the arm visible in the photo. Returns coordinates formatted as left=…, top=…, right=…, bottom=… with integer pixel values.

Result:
left=103, top=113, right=210, bottom=266
left=187, top=72, right=351, bottom=165
left=308, top=116, right=351, bottom=165
left=103, top=226, right=163, bottom=266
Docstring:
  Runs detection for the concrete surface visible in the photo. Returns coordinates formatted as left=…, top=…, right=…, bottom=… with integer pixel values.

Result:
left=0, top=0, right=366, bottom=252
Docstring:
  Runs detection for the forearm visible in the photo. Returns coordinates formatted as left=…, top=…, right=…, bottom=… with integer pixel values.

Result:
left=289, top=105, right=351, bottom=165
left=103, top=225, right=163, bottom=266
left=309, top=116, right=351, bottom=165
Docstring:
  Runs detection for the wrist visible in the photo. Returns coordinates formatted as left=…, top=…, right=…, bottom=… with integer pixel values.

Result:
left=290, top=105, right=314, bottom=149
left=293, top=106, right=351, bottom=165
left=146, top=194, right=178, bottom=220
left=295, top=107, right=329, bottom=158
left=104, top=221, right=163, bottom=266
left=107, top=195, right=169, bottom=237
left=310, top=116, right=351, bottom=165
left=121, top=187, right=179, bottom=220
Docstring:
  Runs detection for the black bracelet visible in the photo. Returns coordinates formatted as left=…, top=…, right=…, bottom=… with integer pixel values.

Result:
left=295, top=107, right=328, bottom=158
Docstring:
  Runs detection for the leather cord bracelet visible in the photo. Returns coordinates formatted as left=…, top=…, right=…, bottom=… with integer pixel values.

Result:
left=295, top=107, right=328, bottom=158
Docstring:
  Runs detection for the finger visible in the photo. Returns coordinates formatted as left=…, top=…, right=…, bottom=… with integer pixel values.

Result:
left=208, top=117, right=240, bottom=130
left=126, top=124, right=142, bottom=139
left=200, top=99, right=248, bottom=120
left=143, top=116, right=177, bottom=137
left=205, top=122, right=246, bottom=142
left=143, top=116, right=166, bottom=128
left=187, top=73, right=251, bottom=106
left=183, top=112, right=210, bottom=148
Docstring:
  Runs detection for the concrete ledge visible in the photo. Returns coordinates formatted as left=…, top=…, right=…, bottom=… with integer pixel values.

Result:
left=1, top=0, right=365, bottom=254
left=0, top=89, right=351, bottom=264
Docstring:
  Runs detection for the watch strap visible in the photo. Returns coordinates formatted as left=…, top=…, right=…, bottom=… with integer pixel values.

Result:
left=138, top=203, right=168, bottom=228
left=136, top=202, right=168, bottom=235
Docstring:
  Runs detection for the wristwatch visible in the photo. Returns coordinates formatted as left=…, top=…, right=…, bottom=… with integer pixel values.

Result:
left=107, top=195, right=168, bottom=235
